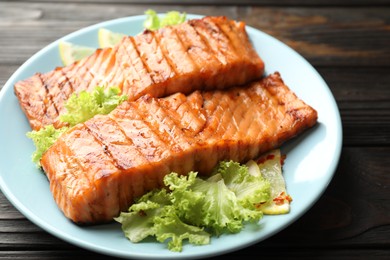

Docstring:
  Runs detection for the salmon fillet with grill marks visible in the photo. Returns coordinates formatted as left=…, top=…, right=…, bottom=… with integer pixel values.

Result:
left=41, top=72, right=318, bottom=225
left=14, top=16, right=265, bottom=131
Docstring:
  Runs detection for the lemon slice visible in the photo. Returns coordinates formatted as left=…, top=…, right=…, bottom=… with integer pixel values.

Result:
left=58, top=41, right=95, bottom=66
left=98, top=28, right=126, bottom=48
left=251, top=149, right=292, bottom=215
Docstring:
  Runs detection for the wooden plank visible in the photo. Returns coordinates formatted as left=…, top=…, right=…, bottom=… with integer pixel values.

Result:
left=0, top=3, right=389, bottom=66
left=1, top=249, right=390, bottom=260
left=0, top=251, right=110, bottom=260
left=0, top=233, right=73, bottom=248
left=0, top=193, right=25, bottom=219
left=0, top=219, right=42, bottom=233
left=238, top=7, right=390, bottom=66
left=12, top=0, right=390, bottom=6
left=317, top=67, right=390, bottom=146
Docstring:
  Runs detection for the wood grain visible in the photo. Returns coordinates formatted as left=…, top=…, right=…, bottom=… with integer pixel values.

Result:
left=0, top=0, right=389, bottom=259
left=12, top=0, right=390, bottom=6
left=0, top=3, right=389, bottom=66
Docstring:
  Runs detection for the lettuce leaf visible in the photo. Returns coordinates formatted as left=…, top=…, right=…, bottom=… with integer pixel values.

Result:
left=114, top=186, right=210, bottom=252
left=213, top=160, right=270, bottom=208
left=115, top=162, right=271, bottom=251
left=144, top=9, right=187, bottom=30
left=26, top=125, right=69, bottom=167
left=60, top=86, right=127, bottom=127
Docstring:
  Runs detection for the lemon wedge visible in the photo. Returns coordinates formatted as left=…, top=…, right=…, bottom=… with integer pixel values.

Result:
left=98, top=28, right=126, bottom=48
left=58, top=41, right=95, bottom=66
left=248, top=149, right=292, bottom=215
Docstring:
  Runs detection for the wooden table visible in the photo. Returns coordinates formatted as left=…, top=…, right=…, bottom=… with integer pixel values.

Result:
left=1, top=1, right=389, bottom=259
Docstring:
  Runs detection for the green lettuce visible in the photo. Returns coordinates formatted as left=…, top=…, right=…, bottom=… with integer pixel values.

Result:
left=143, top=9, right=187, bottom=30
left=115, top=162, right=270, bottom=252
left=60, top=86, right=127, bottom=127
left=27, top=86, right=127, bottom=166
left=26, top=125, right=69, bottom=167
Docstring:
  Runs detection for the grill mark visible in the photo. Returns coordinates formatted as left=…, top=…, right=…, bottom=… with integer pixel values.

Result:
left=137, top=98, right=183, bottom=150
left=221, top=90, right=248, bottom=140
left=189, top=20, right=227, bottom=66
left=174, top=23, right=221, bottom=71
left=77, top=124, right=122, bottom=221
left=59, top=67, right=76, bottom=95
left=125, top=37, right=155, bottom=99
left=170, top=26, right=200, bottom=77
left=151, top=98, right=196, bottom=173
left=62, top=61, right=85, bottom=94
left=231, top=89, right=257, bottom=161
left=133, top=30, right=175, bottom=98
left=87, top=48, right=116, bottom=90
left=37, top=73, right=60, bottom=121
left=43, top=69, right=72, bottom=114
left=112, top=101, right=174, bottom=165
left=222, top=93, right=242, bottom=161
left=154, top=27, right=197, bottom=74
left=197, top=91, right=222, bottom=138
left=156, top=98, right=195, bottom=145
left=186, top=22, right=224, bottom=67
left=32, top=74, right=49, bottom=119
left=193, top=93, right=208, bottom=135
left=123, top=101, right=175, bottom=185
left=192, top=19, right=235, bottom=64
left=77, top=51, right=103, bottom=91
left=84, top=116, right=149, bottom=204
left=149, top=30, right=176, bottom=82
left=85, top=49, right=111, bottom=92
left=109, top=114, right=154, bottom=197
left=55, top=138, right=95, bottom=222
left=134, top=98, right=190, bottom=175
left=106, top=49, right=125, bottom=92
left=104, top=48, right=121, bottom=89
left=232, top=89, right=257, bottom=140
left=151, top=30, right=179, bottom=77
left=87, top=117, right=148, bottom=169
left=117, top=37, right=138, bottom=97
left=213, top=94, right=235, bottom=140
left=203, top=17, right=240, bottom=59
left=210, top=18, right=242, bottom=59
left=129, top=36, right=156, bottom=85
left=65, top=53, right=98, bottom=93
left=109, top=114, right=153, bottom=162
left=236, top=90, right=256, bottom=161
left=246, top=85, right=276, bottom=159
left=60, top=128, right=105, bottom=222
left=203, top=92, right=231, bottom=141
left=161, top=93, right=205, bottom=137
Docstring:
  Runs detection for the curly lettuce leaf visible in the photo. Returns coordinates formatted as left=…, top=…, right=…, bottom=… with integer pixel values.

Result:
left=116, top=162, right=271, bottom=251
left=60, top=86, right=127, bottom=127
left=213, top=160, right=271, bottom=208
left=26, top=125, right=69, bottom=167
left=115, top=186, right=210, bottom=252
left=144, top=9, right=187, bottom=30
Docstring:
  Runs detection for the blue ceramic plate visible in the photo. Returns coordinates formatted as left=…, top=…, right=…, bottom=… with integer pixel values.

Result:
left=0, top=14, right=342, bottom=259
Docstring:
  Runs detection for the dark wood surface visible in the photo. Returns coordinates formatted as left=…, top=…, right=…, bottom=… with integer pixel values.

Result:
left=1, top=0, right=389, bottom=259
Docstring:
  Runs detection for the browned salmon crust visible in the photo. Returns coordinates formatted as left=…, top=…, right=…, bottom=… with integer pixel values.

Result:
left=14, top=16, right=265, bottom=131
left=41, top=72, right=318, bottom=225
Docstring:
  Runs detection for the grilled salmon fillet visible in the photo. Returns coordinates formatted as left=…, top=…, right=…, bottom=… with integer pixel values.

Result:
left=14, top=16, right=265, bottom=131
left=41, top=72, right=318, bottom=224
